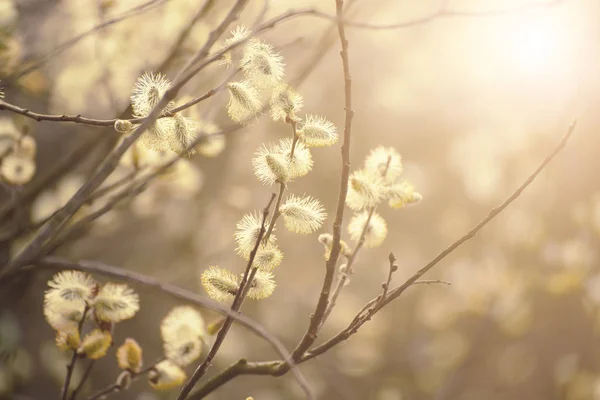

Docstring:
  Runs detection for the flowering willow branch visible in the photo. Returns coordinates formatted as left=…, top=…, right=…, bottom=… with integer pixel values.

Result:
left=6, top=256, right=298, bottom=364
left=188, top=120, right=577, bottom=398
left=0, top=1, right=216, bottom=228
left=1, top=0, right=252, bottom=274
left=321, top=155, right=393, bottom=325
left=176, top=192, right=314, bottom=400
left=0, top=80, right=227, bottom=128
left=291, top=0, right=354, bottom=362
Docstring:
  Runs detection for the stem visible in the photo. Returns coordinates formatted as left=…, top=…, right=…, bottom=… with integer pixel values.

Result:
left=175, top=193, right=300, bottom=400
left=61, top=305, right=89, bottom=400
left=321, top=206, right=375, bottom=325
left=69, top=360, right=95, bottom=400
left=288, top=119, right=299, bottom=159
left=85, top=358, right=164, bottom=400
left=264, top=181, right=285, bottom=242
left=290, top=0, right=355, bottom=361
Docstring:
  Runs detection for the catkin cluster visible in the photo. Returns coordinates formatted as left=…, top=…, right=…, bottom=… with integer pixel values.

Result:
left=201, top=26, right=339, bottom=303
left=114, top=72, right=222, bottom=156
left=43, top=270, right=225, bottom=393
left=344, top=146, right=422, bottom=248
left=0, top=117, right=36, bottom=186
left=43, top=270, right=139, bottom=360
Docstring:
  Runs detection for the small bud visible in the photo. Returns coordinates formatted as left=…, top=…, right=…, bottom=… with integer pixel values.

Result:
left=388, top=252, right=396, bottom=264
left=16, top=135, right=36, bottom=158
left=78, top=329, right=112, bottom=360
left=339, top=264, right=348, bottom=274
left=207, top=317, right=226, bottom=336
left=148, top=360, right=187, bottom=391
left=269, top=83, right=303, bottom=122
left=114, top=119, right=133, bottom=134
left=116, top=338, right=143, bottom=373
left=390, top=264, right=398, bottom=273
left=116, top=370, right=132, bottom=390
left=55, top=330, right=81, bottom=351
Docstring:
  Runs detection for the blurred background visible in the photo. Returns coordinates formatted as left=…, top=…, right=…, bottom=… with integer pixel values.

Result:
left=0, top=0, right=599, bottom=399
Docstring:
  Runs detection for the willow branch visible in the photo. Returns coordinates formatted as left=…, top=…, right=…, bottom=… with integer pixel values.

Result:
left=291, top=0, right=354, bottom=361
left=69, top=359, right=95, bottom=400
left=176, top=192, right=313, bottom=400
left=9, top=256, right=297, bottom=365
left=61, top=305, right=90, bottom=400
left=189, top=120, right=577, bottom=396
left=84, top=358, right=164, bottom=400
left=321, top=207, right=374, bottom=325
left=2, top=0, right=252, bottom=274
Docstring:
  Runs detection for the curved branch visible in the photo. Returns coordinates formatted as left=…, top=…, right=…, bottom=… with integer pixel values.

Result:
left=19, top=256, right=296, bottom=364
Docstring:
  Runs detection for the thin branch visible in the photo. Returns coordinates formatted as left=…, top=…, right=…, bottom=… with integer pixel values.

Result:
left=291, top=0, right=355, bottom=362
left=307, top=0, right=564, bottom=30
left=61, top=305, right=90, bottom=400
left=6, top=0, right=171, bottom=82
left=0, top=78, right=227, bottom=128
left=2, top=0, right=252, bottom=273
left=69, top=359, right=95, bottom=400
left=188, top=120, right=577, bottom=397
left=84, top=358, right=164, bottom=400
left=322, top=155, right=392, bottom=325
left=320, top=207, right=373, bottom=325
left=157, top=0, right=216, bottom=72
left=176, top=192, right=313, bottom=400
left=7, top=256, right=297, bottom=365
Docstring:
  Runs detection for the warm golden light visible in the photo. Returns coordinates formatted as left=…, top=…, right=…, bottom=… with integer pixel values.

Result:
left=500, top=13, right=573, bottom=77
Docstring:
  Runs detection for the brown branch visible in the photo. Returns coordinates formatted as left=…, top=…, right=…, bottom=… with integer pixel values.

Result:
left=69, top=359, right=95, bottom=400
left=1, top=0, right=253, bottom=274
left=6, top=0, right=171, bottom=82
left=157, top=0, right=216, bottom=73
left=263, top=181, right=285, bottom=243
left=0, top=79, right=227, bottom=128
left=291, top=0, right=355, bottom=362
left=177, top=191, right=313, bottom=400
left=188, top=120, right=577, bottom=396
left=0, top=0, right=216, bottom=228
left=7, top=256, right=297, bottom=365
left=61, top=305, right=90, bottom=400
left=84, top=358, right=164, bottom=400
